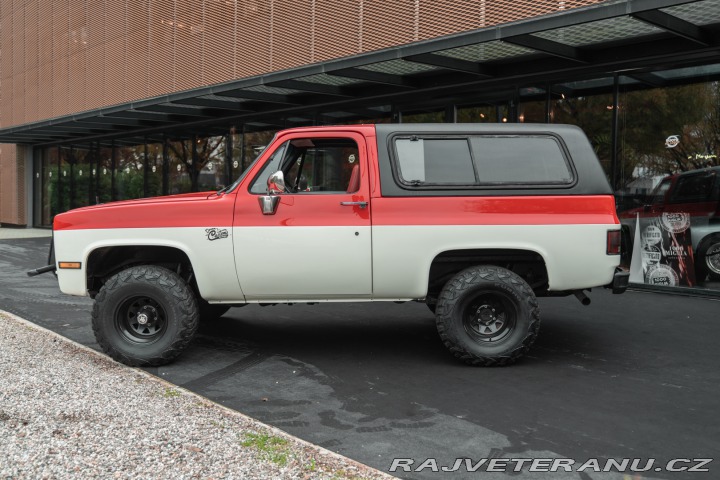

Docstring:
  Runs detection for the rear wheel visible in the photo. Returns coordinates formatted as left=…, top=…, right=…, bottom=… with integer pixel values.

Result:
left=435, top=266, right=539, bottom=366
left=92, top=265, right=199, bottom=366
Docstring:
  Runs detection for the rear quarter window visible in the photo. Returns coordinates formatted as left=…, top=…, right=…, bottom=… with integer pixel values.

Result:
left=392, top=134, right=574, bottom=189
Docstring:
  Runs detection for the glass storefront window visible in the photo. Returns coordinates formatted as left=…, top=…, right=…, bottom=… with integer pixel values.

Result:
left=617, top=79, right=720, bottom=289
left=146, top=142, right=164, bottom=198
left=115, top=145, right=146, bottom=201
left=615, top=73, right=720, bottom=292
left=457, top=103, right=509, bottom=123
left=96, top=146, right=113, bottom=204
left=242, top=129, right=279, bottom=180
left=72, top=147, right=92, bottom=209
left=166, top=139, right=192, bottom=195
left=401, top=109, right=445, bottom=123
left=550, top=81, right=614, bottom=180
left=519, top=86, right=547, bottom=123
left=196, top=135, right=227, bottom=192
left=58, top=147, right=72, bottom=213
left=40, top=147, right=58, bottom=225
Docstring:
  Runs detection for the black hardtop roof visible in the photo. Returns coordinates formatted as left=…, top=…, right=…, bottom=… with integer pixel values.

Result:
left=373, top=122, right=612, bottom=197
left=375, top=123, right=586, bottom=136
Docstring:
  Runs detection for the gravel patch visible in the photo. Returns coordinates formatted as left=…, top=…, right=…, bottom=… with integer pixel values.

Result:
left=0, top=311, right=394, bottom=480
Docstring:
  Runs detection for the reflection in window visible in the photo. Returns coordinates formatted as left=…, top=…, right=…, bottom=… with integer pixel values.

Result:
left=551, top=87, right=613, bottom=182
left=197, top=136, right=227, bottom=191
left=115, top=145, right=145, bottom=201
left=401, top=110, right=445, bottom=123
left=146, top=143, right=164, bottom=198
left=457, top=104, right=508, bottom=123
left=617, top=81, right=720, bottom=212
left=166, top=140, right=192, bottom=195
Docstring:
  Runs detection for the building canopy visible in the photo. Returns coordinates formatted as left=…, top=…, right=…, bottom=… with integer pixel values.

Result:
left=1, top=0, right=719, bottom=146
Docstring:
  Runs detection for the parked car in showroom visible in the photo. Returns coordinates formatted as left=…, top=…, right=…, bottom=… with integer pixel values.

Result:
left=619, top=166, right=720, bottom=282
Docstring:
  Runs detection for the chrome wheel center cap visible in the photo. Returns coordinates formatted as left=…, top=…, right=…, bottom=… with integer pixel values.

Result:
left=137, top=313, right=149, bottom=325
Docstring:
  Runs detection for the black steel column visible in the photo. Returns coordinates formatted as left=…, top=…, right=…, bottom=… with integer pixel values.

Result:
left=225, top=132, right=233, bottom=186
left=545, top=84, right=552, bottom=124
left=611, top=74, right=620, bottom=191
left=68, top=147, right=76, bottom=210
left=143, top=141, right=149, bottom=198
left=162, top=136, right=169, bottom=196
left=111, top=141, right=117, bottom=201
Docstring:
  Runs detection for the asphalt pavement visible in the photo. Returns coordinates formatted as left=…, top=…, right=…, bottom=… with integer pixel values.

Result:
left=2, top=234, right=719, bottom=479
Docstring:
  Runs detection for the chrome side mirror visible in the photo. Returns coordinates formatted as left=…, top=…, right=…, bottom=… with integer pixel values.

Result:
left=267, top=170, right=286, bottom=194
left=259, top=170, right=284, bottom=215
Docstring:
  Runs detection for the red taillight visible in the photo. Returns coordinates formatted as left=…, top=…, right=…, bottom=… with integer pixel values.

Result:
left=607, top=230, right=622, bottom=255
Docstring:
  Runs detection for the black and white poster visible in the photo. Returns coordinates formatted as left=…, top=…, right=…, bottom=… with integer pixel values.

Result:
left=629, top=212, right=697, bottom=287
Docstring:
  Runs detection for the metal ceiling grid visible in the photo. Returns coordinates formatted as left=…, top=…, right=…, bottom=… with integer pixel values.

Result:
left=533, top=16, right=664, bottom=46
left=662, top=0, right=720, bottom=25
left=434, top=41, right=536, bottom=63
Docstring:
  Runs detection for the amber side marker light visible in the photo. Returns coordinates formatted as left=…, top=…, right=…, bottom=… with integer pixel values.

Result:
left=58, top=262, right=82, bottom=269
left=607, top=230, right=622, bottom=255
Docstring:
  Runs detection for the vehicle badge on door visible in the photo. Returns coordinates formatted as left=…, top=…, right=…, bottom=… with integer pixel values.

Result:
left=205, top=228, right=229, bottom=241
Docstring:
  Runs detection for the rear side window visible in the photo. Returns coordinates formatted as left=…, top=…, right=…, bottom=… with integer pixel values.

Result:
left=395, top=138, right=475, bottom=184
left=392, top=134, right=574, bottom=188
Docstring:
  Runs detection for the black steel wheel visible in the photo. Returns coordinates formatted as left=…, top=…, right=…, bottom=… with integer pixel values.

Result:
left=92, top=265, right=199, bottom=366
left=435, top=265, right=539, bottom=366
left=116, top=296, right=167, bottom=342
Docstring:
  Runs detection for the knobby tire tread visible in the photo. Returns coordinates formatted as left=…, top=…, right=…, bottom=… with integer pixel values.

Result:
left=92, top=265, right=199, bottom=367
left=435, top=266, right=540, bottom=367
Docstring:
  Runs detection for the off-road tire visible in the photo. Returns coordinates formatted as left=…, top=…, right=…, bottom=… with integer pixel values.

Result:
left=92, top=265, right=199, bottom=367
left=435, top=265, right=540, bottom=366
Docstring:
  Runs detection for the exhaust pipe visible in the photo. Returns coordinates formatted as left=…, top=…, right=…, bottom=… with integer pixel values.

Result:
left=573, top=290, right=591, bottom=306
left=27, top=264, right=56, bottom=277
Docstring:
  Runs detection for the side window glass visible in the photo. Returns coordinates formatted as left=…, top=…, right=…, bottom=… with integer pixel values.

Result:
left=284, top=138, right=360, bottom=194
left=469, top=136, right=573, bottom=184
left=393, top=134, right=573, bottom=187
left=395, top=138, right=475, bottom=184
left=249, top=142, right=288, bottom=194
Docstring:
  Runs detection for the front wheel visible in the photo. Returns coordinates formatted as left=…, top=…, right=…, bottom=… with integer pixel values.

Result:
left=435, top=266, right=540, bottom=366
left=92, top=265, right=199, bottom=366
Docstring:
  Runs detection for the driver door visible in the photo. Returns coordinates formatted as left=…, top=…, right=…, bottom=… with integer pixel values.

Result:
left=233, top=131, right=372, bottom=300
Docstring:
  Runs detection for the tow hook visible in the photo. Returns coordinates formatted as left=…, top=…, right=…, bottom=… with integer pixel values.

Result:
left=573, top=290, right=591, bottom=306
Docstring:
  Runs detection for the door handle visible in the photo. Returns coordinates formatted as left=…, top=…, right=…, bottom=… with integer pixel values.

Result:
left=340, top=201, right=368, bottom=209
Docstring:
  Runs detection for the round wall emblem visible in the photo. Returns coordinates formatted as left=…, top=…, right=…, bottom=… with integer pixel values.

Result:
left=641, top=245, right=661, bottom=266
left=665, top=135, right=680, bottom=148
left=646, top=264, right=679, bottom=286
left=641, top=225, right=662, bottom=245
left=661, top=212, right=691, bottom=233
